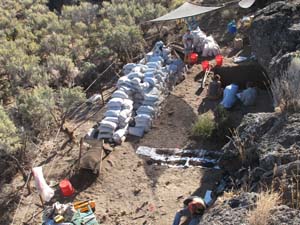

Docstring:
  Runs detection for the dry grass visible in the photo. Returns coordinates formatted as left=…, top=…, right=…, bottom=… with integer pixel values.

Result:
left=229, top=129, right=246, bottom=163
left=248, top=191, right=280, bottom=225
left=271, top=56, right=300, bottom=112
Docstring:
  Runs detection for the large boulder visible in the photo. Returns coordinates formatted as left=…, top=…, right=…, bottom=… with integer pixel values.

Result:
left=200, top=192, right=300, bottom=225
left=249, top=1, right=300, bottom=79
left=220, top=113, right=300, bottom=174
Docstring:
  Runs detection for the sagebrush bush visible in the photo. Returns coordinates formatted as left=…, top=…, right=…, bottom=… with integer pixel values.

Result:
left=248, top=191, right=280, bottom=225
left=191, top=112, right=216, bottom=138
left=271, top=56, right=300, bottom=112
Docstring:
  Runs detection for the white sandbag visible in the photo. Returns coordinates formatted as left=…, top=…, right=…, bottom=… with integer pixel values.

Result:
left=32, top=167, right=54, bottom=202
left=106, top=105, right=122, bottom=111
left=144, top=94, right=159, bottom=102
left=144, top=77, right=157, bottom=86
left=119, top=85, right=133, bottom=95
left=135, top=114, right=152, bottom=122
left=144, top=72, right=154, bottom=78
left=100, top=120, right=118, bottom=130
left=98, top=132, right=112, bottom=139
left=136, top=105, right=155, bottom=115
left=147, top=62, right=161, bottom=69
left=139, top=82, right=151, bottom=91
left=104, top=109, right=121, bottom=118
left=145, top=68, right=156, bottom=73
left=128, top=127, right=144, bottom=137
left=123, top=99, right=134, bottom=110
left=117, top=76, right=130, bottom=86
left=145, top=52, right=153, bottom=62
left=149, top=55, right=163, bottom=63
left=107, top=98, right=124, bottom=108
left=102, top=117, right=119, bottom=124
left=119, top=109, right=132, bottom=122
left=113, top=125, right=129, bottom=144
left=128, top=72, right=144, bottom=79
left=112, top=90, right=129, bottom=99
left=98, top=126, right=114, bottom=133
left=123, top=63, right=136, bottom=72
left=131, top=77, right=142, bottom=85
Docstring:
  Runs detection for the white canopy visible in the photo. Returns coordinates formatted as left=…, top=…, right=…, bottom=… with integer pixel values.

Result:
left=150, top=2, right=222, bottom=22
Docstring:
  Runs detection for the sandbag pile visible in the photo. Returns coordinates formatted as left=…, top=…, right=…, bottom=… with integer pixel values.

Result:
left=191, top=27, right=220, bottom=57
left=86, top=42, right=185, bottom=144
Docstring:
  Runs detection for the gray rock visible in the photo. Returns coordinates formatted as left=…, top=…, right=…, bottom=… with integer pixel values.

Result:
left=249, top=1, right=300, bottom=79
left=200, top=192, right=257, bottom=225
left=200, top=192, right=300, bottom=225
left=220, top=113, right=300, bottom=173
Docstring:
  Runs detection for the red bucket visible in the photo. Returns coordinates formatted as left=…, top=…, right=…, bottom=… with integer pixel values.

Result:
left=188, top=53, right=198, bottom=64
left=201, top=60, right=210, bottom=71
left=215, top=54, right=223, bottom=66
left=59, top=179, right=75, bottom=197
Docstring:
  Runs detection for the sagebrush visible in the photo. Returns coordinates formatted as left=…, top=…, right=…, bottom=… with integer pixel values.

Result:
left=191, top=112, right=215, bottom=138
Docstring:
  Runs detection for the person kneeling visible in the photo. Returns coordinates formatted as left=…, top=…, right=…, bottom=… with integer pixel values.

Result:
left=236, top=82, right=257, bottom=106
left=172, top=196, right=206, bottom=225
left=207, top=74, right=223, bottom=100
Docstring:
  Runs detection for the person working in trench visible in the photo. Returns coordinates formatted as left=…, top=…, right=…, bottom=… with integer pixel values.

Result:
left=182, top=29, right=194, bottom=64
left=207, top=74, right=223, bottom=100
left=172, top=196, right=206, bottom=225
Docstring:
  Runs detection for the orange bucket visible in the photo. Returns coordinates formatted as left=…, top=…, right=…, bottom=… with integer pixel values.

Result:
left=215, top=55, right=223, bottom=66
left=201, top=60, right=210, bottom=71
left=59, top=179, right=75, bottom=197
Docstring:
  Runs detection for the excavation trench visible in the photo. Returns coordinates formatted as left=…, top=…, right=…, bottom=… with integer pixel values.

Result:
left=213, top=62, right=270, bottom=89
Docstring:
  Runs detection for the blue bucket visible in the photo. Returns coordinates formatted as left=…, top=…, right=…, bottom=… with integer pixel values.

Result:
left=228, top=21, right=237, bottom=34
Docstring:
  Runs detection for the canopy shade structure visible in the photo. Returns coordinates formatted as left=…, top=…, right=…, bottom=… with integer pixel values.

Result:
left=150, top=2, right=222, bottom=22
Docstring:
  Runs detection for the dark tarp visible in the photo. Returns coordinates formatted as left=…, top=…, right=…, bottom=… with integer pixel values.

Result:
left=150, top=2, right=222, bottom=22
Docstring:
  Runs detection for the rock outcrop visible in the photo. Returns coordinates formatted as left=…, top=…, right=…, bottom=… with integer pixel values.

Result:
left=200, top=192, right=300, bottom=225
left=249, top=1, right=300, bottom=79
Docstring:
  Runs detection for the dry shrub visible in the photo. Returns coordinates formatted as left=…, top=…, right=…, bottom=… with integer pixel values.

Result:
left=271, top=56, right=300, bottom=112
left=229, top=129, right=246, bottom=163
left=248, top=191, right=280, bottom=225
left=191, top=112, right=215, bottom=139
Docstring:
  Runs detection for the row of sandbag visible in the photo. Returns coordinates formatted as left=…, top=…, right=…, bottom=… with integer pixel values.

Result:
left=87, top=42, right=184, bottom=143
left=191, top=26, right=220, bottom=57
left=128, top=55, right=168, bottom=137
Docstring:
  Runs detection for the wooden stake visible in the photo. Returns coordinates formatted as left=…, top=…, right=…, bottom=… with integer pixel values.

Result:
left=39, top=194, right=44, bottom=208
left=78, top=138, right=83, bottom=169
left=98, top=140, right=104, bottom=175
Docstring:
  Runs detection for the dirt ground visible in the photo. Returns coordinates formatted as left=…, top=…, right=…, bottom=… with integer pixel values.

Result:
left=8, top=65, right=226, bottom=225
left=8, top=57, right=274, bottom=224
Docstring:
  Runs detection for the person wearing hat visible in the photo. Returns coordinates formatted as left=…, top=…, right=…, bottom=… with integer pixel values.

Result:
left=182, top=29, right=194, bottom=64
left=172, top=196, right=206, bottom=225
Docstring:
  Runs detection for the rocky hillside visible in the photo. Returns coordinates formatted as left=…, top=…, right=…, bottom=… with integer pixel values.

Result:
left=201, top=1, right=300, bottom=224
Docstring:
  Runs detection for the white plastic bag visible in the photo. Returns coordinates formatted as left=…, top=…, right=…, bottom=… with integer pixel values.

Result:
left=32, top=167, right=54, bottom=202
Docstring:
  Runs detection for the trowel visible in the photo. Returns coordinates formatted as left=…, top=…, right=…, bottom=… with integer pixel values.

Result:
left=239, top=0, right=256, bottom=8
